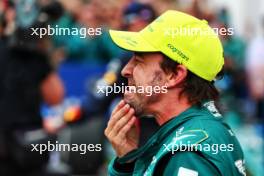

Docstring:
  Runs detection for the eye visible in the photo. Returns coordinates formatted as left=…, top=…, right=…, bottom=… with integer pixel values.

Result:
left=134, top=55, right=144, bottom=63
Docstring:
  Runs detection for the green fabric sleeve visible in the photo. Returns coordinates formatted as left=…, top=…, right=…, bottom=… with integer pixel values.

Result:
left=161, top=152, right=221, bottom=176
left=108, top=158, right=134, bottom=176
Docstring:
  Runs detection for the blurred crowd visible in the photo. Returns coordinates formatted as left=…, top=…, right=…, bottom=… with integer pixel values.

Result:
left=0, top=0, right=263, bottom=176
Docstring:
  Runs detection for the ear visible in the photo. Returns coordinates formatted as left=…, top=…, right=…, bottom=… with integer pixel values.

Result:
left=165, top=65, right=188, bottom=88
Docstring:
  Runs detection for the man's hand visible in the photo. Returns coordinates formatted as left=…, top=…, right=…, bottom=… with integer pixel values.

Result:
left=105, top=100, right=139, bottom=157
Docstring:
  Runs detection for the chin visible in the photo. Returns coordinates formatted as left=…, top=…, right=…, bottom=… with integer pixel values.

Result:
left=124, top=93, right=145, bottom=116
left=124, top=92, right=135, bottom=102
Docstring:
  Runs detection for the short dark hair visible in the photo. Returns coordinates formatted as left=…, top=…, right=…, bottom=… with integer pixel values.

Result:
left=160, top=54, right=223, bottom=106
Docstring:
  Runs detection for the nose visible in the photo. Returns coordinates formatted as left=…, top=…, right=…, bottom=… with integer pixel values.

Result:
left=121, top=58, right=134, bottom=78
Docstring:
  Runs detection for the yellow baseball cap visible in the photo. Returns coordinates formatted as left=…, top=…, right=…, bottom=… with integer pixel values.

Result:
left=109, top=10, right=224, bottom=81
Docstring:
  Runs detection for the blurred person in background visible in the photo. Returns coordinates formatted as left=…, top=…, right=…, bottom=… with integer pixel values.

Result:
left=16, top=0, right=39, bottom=28
left=48, top=0, right=123, bottom=64
left=2, top=0, right=15, bottom=37
left=0, top=0, right=15, bottom=41
left=221, top=24, right=248, bottom=123
left=122, top=1, right=156, bottom=31
left=46, top=0, right=89, bottom=62
left=0, top=24, right=65, bottom=176
left=77, top=0, right=124, bottom=64
left=246, top=17, right=264, bottom=122
left=185, top=0, right=215, bottom=23
left=138, top=0, right=177, bottom=15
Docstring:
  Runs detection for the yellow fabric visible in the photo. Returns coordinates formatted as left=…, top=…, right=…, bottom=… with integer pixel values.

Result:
left=109, top=10, right=224, bottom=81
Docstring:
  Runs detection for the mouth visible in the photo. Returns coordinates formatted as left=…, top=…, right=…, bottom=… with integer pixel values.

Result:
left=124, top=81, right=136, bottom=97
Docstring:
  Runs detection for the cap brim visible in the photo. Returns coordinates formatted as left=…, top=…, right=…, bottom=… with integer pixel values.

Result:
left=109, top=30, right=158, bottom=52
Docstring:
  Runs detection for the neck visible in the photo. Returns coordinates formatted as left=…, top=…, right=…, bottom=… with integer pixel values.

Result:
left=147, top=93, right=191, bottom=126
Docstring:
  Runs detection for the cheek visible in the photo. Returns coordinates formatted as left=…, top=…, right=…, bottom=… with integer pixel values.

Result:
left=133, top=65, right=159, bottom=86
left=133, top=66, right=146, bottom=85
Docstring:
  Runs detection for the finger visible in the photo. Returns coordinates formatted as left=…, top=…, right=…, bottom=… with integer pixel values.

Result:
left=111, top=100, right=125, bottom=116
left=113, top=108, right=135, bottom=134
left=105, top=100, right=126, bottom=135
left=117, top=116, right=136, bottom=139
left=113, top=104, right=130, bottom=121
left=108, top=104, right=130, bottom=129
left=110, top=108, right=134, bottom=136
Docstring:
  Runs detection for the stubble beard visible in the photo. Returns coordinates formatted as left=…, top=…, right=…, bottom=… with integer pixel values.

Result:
left=124, top=71, right=164, bottom=117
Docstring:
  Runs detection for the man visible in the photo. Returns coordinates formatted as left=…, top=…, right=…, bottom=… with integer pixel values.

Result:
left=105, top=10, right=245, bottom=176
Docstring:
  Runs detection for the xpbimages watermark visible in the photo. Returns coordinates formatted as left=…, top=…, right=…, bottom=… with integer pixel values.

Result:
left=163, top=141, right=234, bottom=155
left=31, top=141, right=102, bottom=155
left=163, top=26, right=234, bottom=37
left=96, top=83, right=168, bottom=96
left=163, top=129, right=234, bottom=155
left=30, top=25, right=102, bottom=38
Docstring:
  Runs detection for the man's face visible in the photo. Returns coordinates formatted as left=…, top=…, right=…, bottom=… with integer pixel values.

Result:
left=121, top=52, right=166, bottom=116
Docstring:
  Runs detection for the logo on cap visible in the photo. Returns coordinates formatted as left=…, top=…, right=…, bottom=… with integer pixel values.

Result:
left=167, top=43, right=189, bottom=62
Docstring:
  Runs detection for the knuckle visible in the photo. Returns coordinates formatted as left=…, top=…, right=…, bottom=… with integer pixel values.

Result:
left=111, top=111, right=116, bottom=116
left=115, top=122, right=122, bottom=130
left=119, top=109, right=125, bottom=115
left=111, top=114, right=118, bottom=121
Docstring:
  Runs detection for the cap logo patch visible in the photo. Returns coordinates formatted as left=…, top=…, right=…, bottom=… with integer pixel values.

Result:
left=167, top=43, right=189, bottom=62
